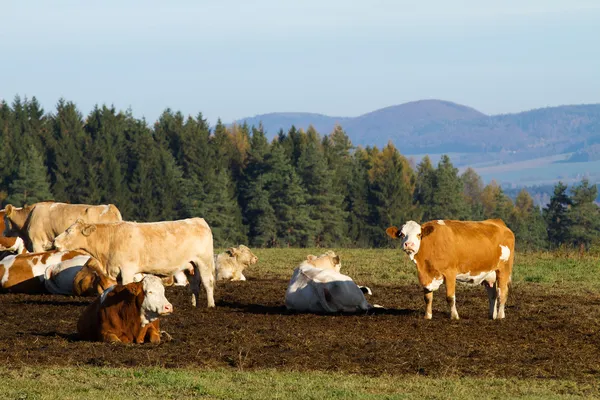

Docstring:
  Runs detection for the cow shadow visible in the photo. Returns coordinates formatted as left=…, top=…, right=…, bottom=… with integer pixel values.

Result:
left=217, top=300, right=419, bottom=317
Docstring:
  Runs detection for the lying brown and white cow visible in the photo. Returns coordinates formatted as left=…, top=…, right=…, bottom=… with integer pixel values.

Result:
left=216, top=245, right=258, bottom=281
left=44, top=258, right=117, bottom=296
left=53, top=218, right=216, bottom=307
left=386, top=219, right=515, bottom=320
left=0, top=250, right=90, bottom=293
left=77, top=275, right=173, bottom=344
left=4, top=202, right=123, bottom=253
left=285, top=251, right=372, bottom=313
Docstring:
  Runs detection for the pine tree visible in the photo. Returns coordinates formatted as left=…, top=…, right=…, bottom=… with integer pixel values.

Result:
left=510, top=189, right=547, bottom=250
left=461, top=167, right=485, bottom=219
left=543, top=182, right=573, bottom=248
left=297, top=134, right=347, bottom=247
left=429, top=155, right=468, bottom=220
left=368, top=143, right=418, bottom=246
left=265, top=142, right=315, bottom=246
left=346, top=148, right=373, bottom=246
left=413, top=156, right=435, bottom=221
left=6, top=145, right=53, bottom=206
left=568, top=179, right=600, bottom=251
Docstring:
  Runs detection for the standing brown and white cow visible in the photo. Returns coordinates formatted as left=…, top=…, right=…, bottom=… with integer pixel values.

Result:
left=0, top=208, right=27, bottom=259
left=3, top=202, right=123, bottom=253
left=53, top=218, right=216, bottom=308
left=77, top=275, right=173, bottom=344
left=386, top=219, right=515, bottom=320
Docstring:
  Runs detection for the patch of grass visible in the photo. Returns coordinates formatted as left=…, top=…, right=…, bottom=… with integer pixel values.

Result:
left=1, top=367, right=598, bottom=400
left=240, top=248, right=600, bottom=290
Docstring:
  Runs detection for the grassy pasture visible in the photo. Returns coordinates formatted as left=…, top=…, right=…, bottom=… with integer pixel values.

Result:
left=3, top=248, right=600, bottom=399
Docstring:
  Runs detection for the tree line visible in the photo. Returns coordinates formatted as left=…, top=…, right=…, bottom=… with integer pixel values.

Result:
left=1, top=96, right=599, bottom=250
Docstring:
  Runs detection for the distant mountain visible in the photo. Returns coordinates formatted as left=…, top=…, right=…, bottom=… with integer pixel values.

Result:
left=232, top=100, right=600, bottom=158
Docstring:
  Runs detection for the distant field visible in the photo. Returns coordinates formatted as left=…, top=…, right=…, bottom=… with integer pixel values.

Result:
left=410, top=151, right=600, bottom=187
left=2, top=248, right=600, bottom=399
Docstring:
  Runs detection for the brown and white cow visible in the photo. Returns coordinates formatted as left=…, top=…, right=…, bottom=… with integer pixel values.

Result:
left=3, top=202, right=123, bottom=253
left=53, top=218, right=216, bottom=308
left=0, top=208, right=28, bottom=259
left=216, top=245, right=259, bottom=281
left=77, top=275, right=173, bottom=344
left=285, top=251, right=373, bottom=313
left=386, top=219, right=515, bottom=320
left=0, top=250, right=90, bottom=293
left=44, top=258, right=117, bottom=296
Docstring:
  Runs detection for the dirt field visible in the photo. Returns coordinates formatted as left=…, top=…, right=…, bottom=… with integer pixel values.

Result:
left=1, top=275, right=599, bottom=381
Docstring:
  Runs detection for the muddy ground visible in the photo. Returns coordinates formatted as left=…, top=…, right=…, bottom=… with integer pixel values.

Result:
left=1, top=274, right=599, bottom=381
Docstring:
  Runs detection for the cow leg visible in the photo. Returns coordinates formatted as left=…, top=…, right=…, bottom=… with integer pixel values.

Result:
left=483, top=280, right=498, bottom=319
left=444, top=276, right=459, bottom=320
left=423, top=289, right=433, bottom=319
left=496, top=274, right=510, bottom=319
left=119, top=268, right=136, bottom=285
left=101, top=332, right=121, bottom=343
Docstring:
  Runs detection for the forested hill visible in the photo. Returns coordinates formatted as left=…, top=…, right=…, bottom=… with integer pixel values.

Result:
left=234, top=100, right=600, bottom=156
left=1, top=96, right=599, bottom=251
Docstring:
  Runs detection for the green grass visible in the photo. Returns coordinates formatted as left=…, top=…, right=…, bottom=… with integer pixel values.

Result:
left=2, top=367, right=598, bottom=400
left=244, top=248, right=600, bottom=291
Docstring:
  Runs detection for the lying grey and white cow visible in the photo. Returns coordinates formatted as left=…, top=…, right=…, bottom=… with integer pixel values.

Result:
left=285, top=251, right=373, bottom=313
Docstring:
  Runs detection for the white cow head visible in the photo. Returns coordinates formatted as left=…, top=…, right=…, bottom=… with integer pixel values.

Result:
left=139, top=275, right=173, bottom=326
left=386, top=221, right=422, bottom=259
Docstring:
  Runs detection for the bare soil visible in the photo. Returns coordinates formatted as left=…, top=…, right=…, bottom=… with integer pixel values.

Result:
left=1, top=275, right=599, bottom=381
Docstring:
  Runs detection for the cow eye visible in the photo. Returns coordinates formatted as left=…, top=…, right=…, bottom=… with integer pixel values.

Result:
left=417, top=233, right=422, bottom=239
left=399, top=233, right=405, bottom=238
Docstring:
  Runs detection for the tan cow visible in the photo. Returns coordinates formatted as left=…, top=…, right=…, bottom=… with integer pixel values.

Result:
left=77, top=275, right=173, bottom=344
left=216, top=245, right=259, bottom=281
left=53, top=218, right=216, bottom=308
left=44, top=258, right=117, bottom=296
left=3, top=202, right=122, bottom=253
left=0, top=250, right=90, bottom=293
left=386, top=219, right=515, bottom=320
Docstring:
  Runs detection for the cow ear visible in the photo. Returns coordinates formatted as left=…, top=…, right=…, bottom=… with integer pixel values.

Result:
left=332, top=255, right=340, bottom=265
left=5, top=204, right=14, bottom=216
left=385, top=226, right=400, bottom=239
left=306, top=255, right=317, bottom=262
left=82, top=224, right=97, bottom=237
left=227, top=247, right=238, bottom=257
left=422, top=225, right=434, bottom=238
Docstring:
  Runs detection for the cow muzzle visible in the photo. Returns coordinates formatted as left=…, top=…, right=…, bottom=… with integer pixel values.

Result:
left=161, top=303, right=174, bottom=315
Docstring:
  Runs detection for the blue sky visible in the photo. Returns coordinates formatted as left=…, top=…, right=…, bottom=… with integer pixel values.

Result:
left=2, top=0, right=599, bottom=125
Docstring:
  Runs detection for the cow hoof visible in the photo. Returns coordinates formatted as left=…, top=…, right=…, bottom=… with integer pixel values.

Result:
left=424, top=313, right=432, bottom=320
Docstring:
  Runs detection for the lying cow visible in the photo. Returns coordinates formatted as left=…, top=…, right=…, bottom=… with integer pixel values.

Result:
left=285, top=251, right=372, bottom=313
left=386, top=219, right=515, bottom=320
left=53, top=218, right=216, bottom=308
left=4, top=202, right=122, bottom=252
left=44, top=258, right=117, bottom=296
left=0, top=250, right=90, bottom=293
left=77, top=275, right=173, bottom=344
left=216, top=245, right=258, bottom=281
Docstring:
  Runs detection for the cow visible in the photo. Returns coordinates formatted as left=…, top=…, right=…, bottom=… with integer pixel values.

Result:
left=216, top=245, right=259, bottom=281
left=53, top=218, right=216, bottom=308
left=77, top=275, right=173, bottom=344
left=44, top=258, right=117, bottom=296
left=285, top=251, right=372, bottom=313
left=386, top=219, right=515, bottom=320
left=3, top=202, right=123, bottom=253
left=0, top=208, right=28, bottom=259
left=0, top=250, right=90, bottom=293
